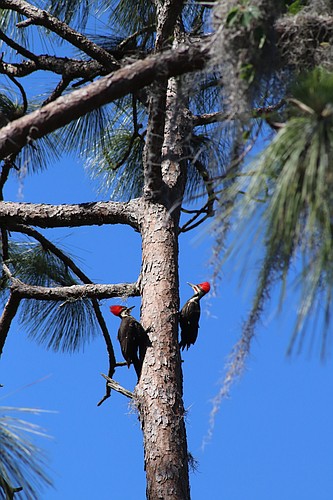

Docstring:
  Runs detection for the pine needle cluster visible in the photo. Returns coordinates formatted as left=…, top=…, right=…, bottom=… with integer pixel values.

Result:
left=222, top=67, right=333, bottom=359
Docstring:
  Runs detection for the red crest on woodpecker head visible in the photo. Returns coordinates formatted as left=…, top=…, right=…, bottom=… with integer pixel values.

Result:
left=198, top=282, right=210, bottom=294
left=110, top=305, right=126, bottom=316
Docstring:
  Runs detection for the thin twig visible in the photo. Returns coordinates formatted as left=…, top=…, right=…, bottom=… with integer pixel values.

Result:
left=179, top=159, right=216, bottom=233
left=42, top=77, right=72, bottom=106
left=0, top=27, right=39, bottom=62
left=100, top=373, right=134, bottom=399
left=0, top=289, right=21, bottom=356
left=6, top=75, right=28, bottom=115
left=117, top=24, right=156, bottom=50
left=192, top=100, right=285, bottom=127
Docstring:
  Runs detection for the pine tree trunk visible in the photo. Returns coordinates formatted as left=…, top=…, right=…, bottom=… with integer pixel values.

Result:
left=135, top=200, right=190, bottom=500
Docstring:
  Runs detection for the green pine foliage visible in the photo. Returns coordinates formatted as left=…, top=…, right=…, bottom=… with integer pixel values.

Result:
left=223, top=67, right=333, bottom=356
left=47, top=0, right=91, bottom=29
left=0, top=406, right=52, bottom=500
left=87, top=127, right=145, bottom=199
left=20, top=298, right=98, bottom=352
left=2, top=241, right=99, bottom=352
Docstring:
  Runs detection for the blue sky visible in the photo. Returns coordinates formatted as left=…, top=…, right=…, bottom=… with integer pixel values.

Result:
left=1, top=153, right=333, bottom=500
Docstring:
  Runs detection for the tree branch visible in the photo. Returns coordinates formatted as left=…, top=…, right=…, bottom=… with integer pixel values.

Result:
left=143, top=0, right=186, bottom=202
left=0, top=55, right=106, bottom=80
left=6, top=224, right=90, bottom=281
left=0, top=0, right=119, bottom=68
left=0, top=290, right=21, bottom=356
left=193, top=111, right=230, bottom=127
left=179, top=200, right=214, bottom=233
left=179, top=159, right=216, bottom=233
left=0, top=199, right=141, bottom=229
left=100, top=373, right=134, bottom=399
left=9, top=280, right=140, bottom=301
left=0, top=40, right=209, bottom=160
left=4, top=225, right=121, bottom=392
left=192, top=101, right=285, bottom=127
left=0, top=27, right=39, bottom=62
left=154, top=0, right=185, bottom=50
left=42, top=77, right=72, bottom=105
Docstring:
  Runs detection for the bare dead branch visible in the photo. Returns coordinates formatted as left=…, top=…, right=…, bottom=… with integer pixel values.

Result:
left=179, top=199, right=214, bottom=233
left=9, top=280, right=140, bottom=301
left=0, top=476, right=23, bottom=498
left=0, top=199, right=141, bottom=229
left=117, top=24, right=156, bottom=51
left=100, top=373, right=134, bottom=399
left=179, top=207, right=212, bottom=233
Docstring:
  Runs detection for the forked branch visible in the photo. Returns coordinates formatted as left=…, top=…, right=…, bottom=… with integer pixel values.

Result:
left=100, top=373, right=134, bottom=400
left=0, top=0, right=118, bottom=68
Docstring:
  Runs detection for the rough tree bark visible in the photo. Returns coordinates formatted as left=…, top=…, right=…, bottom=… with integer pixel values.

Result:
left=137, top=201, right=189, bottom=499
left=133, top=2, right=192, bottom=492
left=0, top=1, right=204, bottom=498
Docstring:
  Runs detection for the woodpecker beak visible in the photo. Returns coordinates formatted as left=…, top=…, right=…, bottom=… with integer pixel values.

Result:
left=126, top=305, right=135, bottom=313
left=187, top=282, right=198, bottom=293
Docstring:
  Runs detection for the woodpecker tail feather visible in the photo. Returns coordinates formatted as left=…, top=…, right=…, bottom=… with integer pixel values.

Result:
left=132, top=356, right=143, bottom=380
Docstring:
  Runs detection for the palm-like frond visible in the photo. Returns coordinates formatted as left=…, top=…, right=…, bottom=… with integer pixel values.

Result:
left=0, top=406, right=52, bottom=500
left=223, top=67, right=333, bottom=356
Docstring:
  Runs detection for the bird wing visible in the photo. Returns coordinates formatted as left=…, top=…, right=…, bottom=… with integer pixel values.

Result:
left=180, top=300, right=200, bottom=329
left=117, top=317, right=138, bottom=363
left=179, top=300, right=201, bottom=349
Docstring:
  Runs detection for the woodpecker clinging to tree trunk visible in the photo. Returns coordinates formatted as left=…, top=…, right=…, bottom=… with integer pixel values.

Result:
left=110, top=305, right=147, bottom=380
left=179, top=281, right=210, bottom=350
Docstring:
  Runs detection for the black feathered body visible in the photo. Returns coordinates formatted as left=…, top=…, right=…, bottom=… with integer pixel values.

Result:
left=179, top=297, right=201, bottom=350
left=117, top=315, right=146, bottom=379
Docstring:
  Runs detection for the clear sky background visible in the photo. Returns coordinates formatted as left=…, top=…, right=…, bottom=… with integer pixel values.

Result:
left=1, top=152, right=333, bottom=500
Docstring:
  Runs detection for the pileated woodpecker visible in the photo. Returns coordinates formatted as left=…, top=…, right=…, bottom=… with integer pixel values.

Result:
left=179, top=281, right=210, bottom=350
left=110, top=305, right=146, bottom=379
